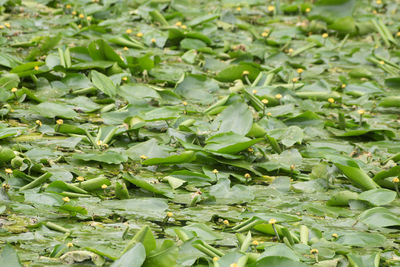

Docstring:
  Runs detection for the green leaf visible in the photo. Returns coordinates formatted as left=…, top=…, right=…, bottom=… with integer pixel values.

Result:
left=358, top=189, right=396, bottom=206
left=205, top=132, right=263, bottom=154
left=32, top=102, right=77, bottom=119
left=249, top=256, right=308, bottom=267
left=215, top=63, right=260, bottom=82
left=215, top=102, right=253, bottom=135
left=142, top=240, right=179, bottom=267
left=334, top=160, right=379, bottom=190
left=73, top=151, right=128, bottom=164
left=91, top=70, right=117, bottom=97
left=112, top=243, right=146, bottom=267
left=175, top=74, right=218, bottom=104
left=0, top=244, right=22, bottom=267
left=142, top=151, right=196, bottom=165
left=359, top=207, right=400, bottom=228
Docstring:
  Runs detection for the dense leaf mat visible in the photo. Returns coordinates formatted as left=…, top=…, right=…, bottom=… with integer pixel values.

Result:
left=1, top=0, right=400, bottom=266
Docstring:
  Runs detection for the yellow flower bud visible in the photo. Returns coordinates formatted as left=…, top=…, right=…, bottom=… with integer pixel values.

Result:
left=268, top=5, right=275, bottom=12
left=268, top=218, right=277, bottom=224
left=297, top=68, right=304, bottom=74
left=126, top=29, right=132, bottom=34
left=77, top=176, right=84, bottom=182
left=242, top=70, right=250, bottom=76
left=310, top=248, right=319, bottom=254
left=34, top=66, right=39, bottom=71
left=56, top=119, right=64, bottom=125
left=322, top=33, right=328, bottom=38
left=275, top=94, right=282, bottom=99
left=62, top=196, right=70, bottom=202
left=328, top=98, right=335, bottom=104
left=5, top=168, right=13, bottom=174
left=140, top=155, right=148, bottom=160
left=332, top=233, right=339, bottom=238
left=167, top=212, right=173, bottom=217
left=244, top=173, right=251, bottom=178
left=101, top=184, right=108, bottom=189
left=67, top=242, right=73, bottom=247
left=136, top=32, right=143, bottom=37
left=212, top=169, right=218, bottom=174
left=305, top=8, right=311, bottom=13
left=79, top=14, right=85, bottom=19
left=262, top=99, right=269, bottom=104
left=392, top=177, right=399, bottom=183
left=357, top=109, right=365, bottom=115
left=11, top=87, right=18, bottom=93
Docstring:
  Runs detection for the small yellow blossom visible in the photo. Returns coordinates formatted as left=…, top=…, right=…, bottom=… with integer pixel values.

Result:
left=267, top=112, right=272, bottom=116
left=5, top=168, right=13, bottom=174
left=87, top=16, right=92, bottom=21
left=268, top=5, right=275, bottom=12
left=328, top=98, right=335, bottom=104
left=297, top=68, right=304, bottom=74
left=122, top=76, right=128, bottom=81
left=72, top=11, right=77, bottom=15
left=182, top=101, right=188, bottom=106
left=262, top=99, right=269, bottom=104
left=288, top=48, right=294, bottom=54
left=77, top=176, right=84, bottom=182
left=101, top=184, right=108, bottom=189
left=376, top=0, right=382, bottom=4
left=213, top=257, right=219, bottom=261
left=292, top=77, right=298, bottom=83
left=151, top=38, right=156, bottom=43
left=67, top=242, right=73, bottom=247
left=126, top=29, right=132, bottom=34
left=167, top=212, right=173, bottom=217
left=236, top=7, right=241, bottom=11
left=36, top=120, right=42, bottom=126
left=62, top=196, right=70, bottom=202
left=140, top=155, right=148, bottom=160
left=34, top=66, right=39, bottom=71
left=123, top=46, right=129, bottom=51
left=396, top=32, right=400, bottom=37
left=56, top=119, right=64, bottom=125
left=244, top=173, right=251, bottom=179
left=357, top=109, right=365, bottom=115
left=212, top=169, right=219, bottom=174
left=252, top=89, right=258, bottom=94
left=252, top=240, right=259, bottom=245
left=2, top=183, right=10, bottom=190
left=242, top=70, right=249, bottom=76
left=261, top=31, right=268, bottom=37
left=79, top=14, right=85, bottom=19
left=0, top=25, right=4, bottom=29
left=66, top=4, right=72, bottom=9
left=230, top=263, right=238, bottom=267
left=379, top=60, right=385, bottom=65
left=223, top=219, right=229, bottom=225
left=175, top=21, right=182, bottom=26
left=275, top=93, right=282, bottom=99
left=310, top=248, right=319, bottom=254
left=322, top=33, right=329, bottom=38
left=332, top=233, right=339, bottom=238
left=305, top=8, right=311, bottom=13
left=268, top=218, right=277, bottom=224
left=180, top=25, right=187, bottom=29
left=11, top=87, right=18, bottom=93
left=392, top=177, right=399, bottom=183
left=4, top=23, right=11, bottom=28
left=136, top=32, right=143, bottom=37
left=341, top=83, right=346, bottom=88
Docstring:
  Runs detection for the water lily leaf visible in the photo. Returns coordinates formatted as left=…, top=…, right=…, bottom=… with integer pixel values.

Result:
left=209, top=178, right=254, bottom=204
left=258, top=244, right=299, bottom=261
left=32, top=102, right=77, bottom=119
left=91, top=70, right=117, bottom=97
left=111, top=243, right=146, bottom=267
left=205, top=132, right=263, bottom=154
left=336, top=232, right=386, bottom=247
left=183, top=223, right=223, bottom=241
left=215, top=63, right=260, bottom=82
left=0, top=244, right=22, bottom=267
left=126, top=139, right=169, bottom=160
left=175, top=74, right=218, bottom=104
left=73, top=151, right=127, bottom=164
left=280, top=126, right=303, bottom=147
left=347, top=252, right=380, bottom=267
left=142, top=151, right=196, bottom=165
left=249, top=256, right=308, bottom=267
left=215, top=102, right=253, bottom=135
left=358, top=189, right=396, bottom=206
left=123, top=174, right=170, bottom=197
left=60, top=250, right=105, bottom=266
left=334, top=160, right=379, bottom=190
left=143, top=106, right=182, bottom=121
left=359, top=207, right=400, bottom=228
left=142, top=240, right=179, bottom=267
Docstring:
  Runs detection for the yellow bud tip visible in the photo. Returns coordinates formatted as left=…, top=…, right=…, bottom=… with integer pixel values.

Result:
left=123, top=46, right=129, bottom=51
left=11, top=87, right=18, bottom=93
left=261, top=32, right=268, bottom=37
left=248, top=147, right=254, bottom=152
left=297, top=68, right=304, bottom=74
left=122, top=76, right=128, bottom=81
left=175, top=21, right=182, bottom=26
left=332, top=233, right=339, bottom=238
left=126, top=29, right=132, bottom=34
left=2, top=183, right=10, bottom=190
left=180, top=25, right=187, bottom=29
left=392, top=177, right=399, bottom=183
left=213, top=257, right=219, bottom=261
left=268, top=218, right=277, bottom=224
left=78, top=24, right=82, bottom=28
left=4, top=23, right=11, bottom=28
left=252, top=89, right=258, bottom=94
left=87, top=16, right=92, bottom=21
left=376, top=0, right=382, bottom=4
left=292, top=77, right=298, bottom=82
left=140, top=155, right=148, bottom=160
left=66, top=4, right=72, bottom=9
left=230, top=263, right=238, bottom=267
left=244, top=173, right=251, bottom=178
left=328, top=98, right=335, bottom=104
left=252, top=240, right=259, bottom=245
left=101, top=184, right=108, bottom=189
left=288, top=48, right=294, bottom=53
left=267, top=112, right=272, bottom=116
left=151, top=38, right=156, bottom=43
left=310, top=248, right=319, bottom=254
left=62, top=196, right=70, bottom=202
left=136, top=32, right=143, bottom=37
left=305, top=8, right=311, bottom=13
left=56, top=119, right=64, bottom=125
left=290, top=164, right=295, bottom=170
left=275, top=94, right=282, bottom=99
left=262, top=99, right=269, bottom=104
left=0, top=25, right=4, bottom=29
left=379, top=60, right=385, bottom=65
left=212, top=169, right=218, bottom=174
left=79, top=14, right=85, bottom=19
left=96, top=140, right=103, bottom=146
left=72, top=11, right=76, bottom=15
left=242, top=70, right=249, bottom=76
left=67, top=242, right=73, bottom=248
left=167, top=212, right=173, bottom=217
left=268, top=5, right=275, bottom=12
left=396, top=32, right=400, bottom=37
left=5, top=168, right=13, bottom=174
left=341, top=83, right=346, bottom=88
left=36, top=120, right=42, bottom=126
left=34, top=66, right=39, bottom=71
left=357, top=109, right=365, bottom=115
left=182, top=101, right=188, bottom=106
left=77, top=176, right=84, bottom=182
left=236, top=7, right=241, bottom=11
left=322, top=33, right=329, bottom=38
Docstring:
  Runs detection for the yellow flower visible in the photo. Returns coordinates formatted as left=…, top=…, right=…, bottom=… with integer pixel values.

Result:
left=252, top=89, right=258, bottom=94
left=180, top=25, right=187, bottom=30
left=376, top=0, right=382, bottom=4
left=122, top=76, right=128, bottom=81
left=268, top=5, right=275, bottom=12
left=357, top=109, right=365, bottom=115
left=322, top=33, right=328, bottom=38
left=310, top=248, right=319, bottom=254
left=182, top=101, right=188, bottom=106
left=140, top=155, right=148, bottom=160
left=11, top=87, right=18, bottom=93
left=4, top=22, right=11, bottom=28
left=267, top=112, right=272, bottom=116
left=67, top=242, right=73, bottom=247
left=96, top=140, right=103, bottom=146
left=79, top=14, right=85, bottom=19
left=66, top=4, right=72, bottom=9
left=101, top=184, right=108, bottom=189
left=151, top=38, right=156, bottom=43
left=87, top=16, right=92, bottom=21
left=379, top=60, right=385, bottom=65
left=213, top=257, right=219, bottom=261
left=0, top=25, right=4, bottom=29
left=244, top=173, right=251, bottom=178
left=252, top=240, right=259, bottom=245
left=290, top=164, right=295, bottom=170
left=230, top=263, right=238, bottom=267
left=305, top=8, right=311, bottom=13
left=242, top=70, right=249, bottom=76
left=5, top=168, right=13, bottom=174
left=175, top=21, right=182, bottom=26
left=248, top=147, right=254, bottom=152
left=332, top=233, right=339, bottom=238
left=292, top=77, right=298, bottom=83
left=341, top=83, right=346, bottom=88
left=62, top=196, right=70, bottom=202
left=123, top=46, right=129, bottom=51
left=167, top=212, right=173, bottom=217
left=36, top=120, right=42, bottom=126
left=126, top=29, right=132, bottom=34
left=268, top=218, right=277, bottom=224
left=297, top=68, right=304, bottom=74
left=288, top=48, right=294, bottom=54
left=397, top=32, right=400, bottom=37
left=72, top=11, right=77, bottom=15
left=2, top=183, right=10, bottom=190
left=392, top=177, right=399, bottom=183
left=328, top=98, right=335, bottom=104
left=56, top=119, right=64, bottom=125
left=34, top=66, right=39, bottom=71
left=76, top=176, right=84, bottom=182
left=262, top=99, right=269, bottom=104
left=212, top=169, right=219, bottom=174
left=136, top=32, right=143, bottom=37
left=275, top=93, right=282, bottom=99
left=261, top=31, right=268, bottom=37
